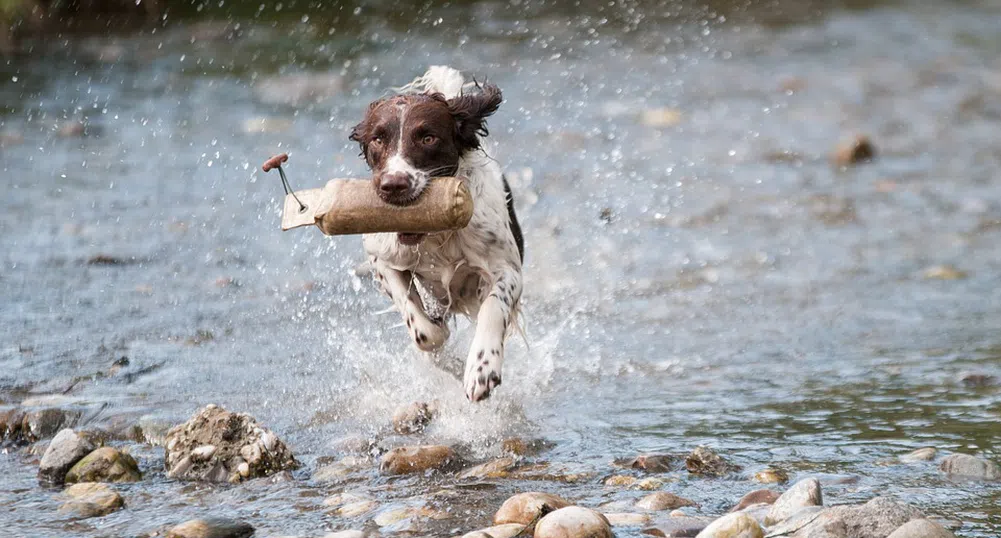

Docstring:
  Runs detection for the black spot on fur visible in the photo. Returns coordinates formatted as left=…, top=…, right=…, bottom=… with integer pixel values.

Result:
left=488, top=371, right=502, bottom=387
left=477, top=350, right=484, bottom=359
left=477, top=365, right=483, bottom=372
left=503, top=176, right=525, bottom=262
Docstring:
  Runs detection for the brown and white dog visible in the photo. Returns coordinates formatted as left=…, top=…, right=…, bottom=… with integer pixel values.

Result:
left=349, top=67, right=524, bottom=402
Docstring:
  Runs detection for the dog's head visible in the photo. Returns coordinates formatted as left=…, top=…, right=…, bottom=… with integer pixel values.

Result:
left=349, top=83, right=502, bottom=206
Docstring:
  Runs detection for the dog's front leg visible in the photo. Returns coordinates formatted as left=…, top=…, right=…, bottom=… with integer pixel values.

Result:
left=464, top=266, right=522, bottom=402
left=373, top=263, right=450, bottom=352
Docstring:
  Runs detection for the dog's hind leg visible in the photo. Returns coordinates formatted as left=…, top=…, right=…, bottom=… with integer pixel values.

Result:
left=373, top=263, right=450, bottom=352
left=464, top=265, right=521, bottom=402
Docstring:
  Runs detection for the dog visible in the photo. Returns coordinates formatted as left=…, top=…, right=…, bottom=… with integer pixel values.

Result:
left=349, top=66, right=524, bottom=402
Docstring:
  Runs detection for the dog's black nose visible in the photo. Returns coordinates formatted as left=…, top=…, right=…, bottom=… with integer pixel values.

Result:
left=379, top=172, right=410, bottom=196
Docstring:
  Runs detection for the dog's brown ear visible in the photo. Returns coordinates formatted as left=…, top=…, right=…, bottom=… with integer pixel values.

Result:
left=349, top=99, right=384, bottom=158
left=448, top=82, right=502, bottom=152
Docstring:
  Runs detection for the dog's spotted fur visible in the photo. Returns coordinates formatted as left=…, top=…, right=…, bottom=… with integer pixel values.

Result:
left=350, top=67, right=523, bottom=402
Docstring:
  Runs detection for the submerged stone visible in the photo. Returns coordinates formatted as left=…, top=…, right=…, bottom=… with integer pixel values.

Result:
left=65, top=447, right=141, bottom=483
left=38, top=429, right=96, bottom=485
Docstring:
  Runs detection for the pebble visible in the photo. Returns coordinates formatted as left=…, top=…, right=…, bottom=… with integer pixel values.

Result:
left=635, top=492, right=697, bottom=511
left=38, top=428, right=96, bottom=485
left=534, top=506, right=613, bottom=538
left=164, top=405, right=297, bottom=483
left=831, top=134, right=876, bottom=166
left=604, top=475, right=637, bottom=487
left=603, top=512, right=651, bottom=526
left=313, top=456, right=372, bottom=484
left=166, top=517, right=255, bottom=538
left=922, top=265, right=968, bottom=280
left=635, top=477, right=665, bottom=490
left=900, top=447, right=937, bottom=463
left=458, top=457, right=516, bottom=479
left=939, top=453, right=1001, bottom=480
left=460, top=523, right=526, bottom=538
left=379, top=445, right=455, bottom=475
left=620, top=453, right=676, bottom=473
left=57, top=482, right=124, bottom=519
left=765, top=477, right=823, bottom=525
left=686, top=446, right=740, bottom=477
left=65, top=446, right=142, bottom=483
left=753, top=468, right=789, bottom=484
left=391, top=401, right=437, bottom=434
left=886, top=519, right=956, bottom=538
left=694, top=512, right=764, bottom=538
left=730, top=489, right=780, bottom=512
left=494, top=492, right=571, bottom=526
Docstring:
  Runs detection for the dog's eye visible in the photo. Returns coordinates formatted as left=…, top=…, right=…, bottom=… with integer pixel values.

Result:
left=372, top=136, right=385, bottom=147
left=421, top=135, right=438, bottom=146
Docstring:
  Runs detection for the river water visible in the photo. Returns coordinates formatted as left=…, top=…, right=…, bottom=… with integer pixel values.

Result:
left=2, top=0, right=1001, bottom=536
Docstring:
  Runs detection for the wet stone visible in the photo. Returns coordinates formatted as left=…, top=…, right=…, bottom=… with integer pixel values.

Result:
left=831, top=134, right=876, bottom=166
left=815, top=497, right=924, bottom=538
left=495, top=492, right=571, bottom=526
left=502, top=437, right=553, bottom=457
left=604, top=512, right=651, bottom=526
left=458, top=456, right=516, bottom=479
left=886, top=519, right=956, bottom=538
left=58, top=482, right=124, bottom=519
left=534, top=506, right=613, bottom=538
left=38, top=428, right=96, bottom=485
left=391, top=401, right=436, bottom=434
left=641, top=516, right=713, bottom=537
left=900, top=447, right=937, bottom=463
left=461, top=523, right=526, bottom=538
left=166, top=517, right=255, bottom=538
left=939, top=453, right=1001, bottom=480
left=730, top=489, right=780, bottom=512
left=619, top=453, right=676, bottom=473
left=694, top=512, right=764, bottom=538
left=164, top=405, right=298, bottom=483
left=686, top=446, right=740, bottom=477
left=379, top=445, right=456, bottom=475
left=765, top=478, right=823, bottom=525
left=636, top=492, right=697, bottom=511
left=65, top=446, right=142, bottom=483
left=313, top=455, right=372, bottom=484
left=753, top=468, right=789, bottom=484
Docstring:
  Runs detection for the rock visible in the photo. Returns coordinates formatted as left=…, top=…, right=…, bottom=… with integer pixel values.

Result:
left=730, top=489, right=780, bottom=512
left=695, top=512, right=764, bottom=538
left=939, top=454, right=1001, bottom=480
left=57, top=482, right=124, bottom=519
left=164, top=405, right=298, bottom=483
left=603, top=512, right=651, bottom=526
left=818, top=497, right=923, bottom=538
left=380, top=445, right=455, bottom=475
left=753, top=468, right=788, bottom=484
left=166, top=517, right=255, bottom=538
left=886, top=519, right=956, bottom=538
left=636, top=492, right=697, bottom=511
left=831, top=135, right=876, bottom=166
left=38, top=429, right=96, bottom=485
left=502, top=437, right=552, bottom=456
left=322, top=532, right=367, bottom=538
left=313, top=456, right=372, bottom=484
left=764, top=506, right=826, bottom=536
left=960, top=373, right=995, bottom=388
left=640, top=108, right=683, bottom=128
left=686, top=446, right=740, bottom=477
left=24, top=408, right=82, bottom=443
left=900, top=447, right=937, bottom=463
left=604, top=475, right=637, bottom=487
left=765, top=478, right=822, bottom=525
left=922, top=265, right=968, bottom=280
left=494, top=492, right=571, bottom=526
left=534, top=506, right=613, bottom=538
left=619, top=453, right=676, bottom=473
left=641, top=516, right=713, bottom=537
left=322, top=492, right=370, bottom=508
left=459, top=457, right=516, bottom=479
left=336, top=500, right=379, bottom=517
left=65, top=447, right=141, bottom=483
left=391, top=401, right=436, bottom=434
left=460, top=523, right=525, bottom=538
left=635, top=478, right=665, bottom=490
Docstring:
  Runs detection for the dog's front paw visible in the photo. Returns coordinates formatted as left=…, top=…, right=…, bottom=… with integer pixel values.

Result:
left=464, top=359, right=502, bottom=402
left=408, top=312, right=449, bottom=352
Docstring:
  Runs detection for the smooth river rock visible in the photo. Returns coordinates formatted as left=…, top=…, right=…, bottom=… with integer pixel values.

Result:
left=886, top=519, right=956, bottom=538
left=730, top=489, right=780, bottom=512
left=900, top=447, right=937, bottom=463
left=166, top=517, right=255, bottom=538
left=636, top=491, right=697, bottom=511
left=164, top=405, right=297, bottom=483
left=939, top=453, right=1001, bottom=480
left=391, top=401, right=437, bottom=434
left=494, top=492, right=571, bottom=526
left=65, top=447, right=141, bottom=483
left=57, top=482, right=124, bottom=519
left=603, top=512, right=651, bottom=526
left=791, top=497, right=924, bottom=538
left=695, top=512, right=764, bottom=538
left=379, top=445, right=455, bottom=475
left=38, top=428, right=96, bottom=485
left=534, top=507, right=613, bottom=538
left=461, top=523, right=526, bottom=538
left=459, top=457, right=516, bottom=479
left=765, top=477, right=823, bottom=525
left=686, top=446, right=740, bottom=477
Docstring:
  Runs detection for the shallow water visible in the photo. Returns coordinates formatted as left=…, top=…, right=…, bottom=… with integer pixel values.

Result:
left=2, top=0, right=1001, bottom=536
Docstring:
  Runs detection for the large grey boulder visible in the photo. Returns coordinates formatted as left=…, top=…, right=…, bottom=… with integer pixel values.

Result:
left=38, top=429, right=96, bottom=485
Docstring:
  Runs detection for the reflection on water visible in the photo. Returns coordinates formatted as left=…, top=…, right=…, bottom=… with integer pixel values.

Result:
left=2, top=0, right=1001, bottom=536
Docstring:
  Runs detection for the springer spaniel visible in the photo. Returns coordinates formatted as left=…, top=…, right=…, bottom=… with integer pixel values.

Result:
left=349, top=67, right=524, bottom=402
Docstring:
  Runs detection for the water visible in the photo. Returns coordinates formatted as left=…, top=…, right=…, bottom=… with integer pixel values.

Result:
left=2, top=0, right=1001, bottom=536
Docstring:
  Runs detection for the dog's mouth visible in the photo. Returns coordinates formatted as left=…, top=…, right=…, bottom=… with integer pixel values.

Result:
left=397, top=233, right=425, bottom=246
